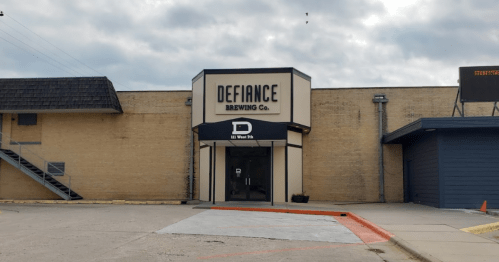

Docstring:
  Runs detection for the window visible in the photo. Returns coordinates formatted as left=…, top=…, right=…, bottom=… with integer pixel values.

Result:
left=48, top=162, right=65, bottom=176
left=18, top=114, right=37, bottom=125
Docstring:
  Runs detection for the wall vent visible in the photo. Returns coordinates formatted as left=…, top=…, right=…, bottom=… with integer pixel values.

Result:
left=48, top=162, right=65, bottom=176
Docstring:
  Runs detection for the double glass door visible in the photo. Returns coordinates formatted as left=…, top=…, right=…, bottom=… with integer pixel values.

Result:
left=226, top=147, right=270, bottom=201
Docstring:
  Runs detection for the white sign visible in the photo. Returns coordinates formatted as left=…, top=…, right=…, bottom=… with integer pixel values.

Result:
left=216, top=82, right=281, bottom=115
left=232, top=121, right=252, bottom=135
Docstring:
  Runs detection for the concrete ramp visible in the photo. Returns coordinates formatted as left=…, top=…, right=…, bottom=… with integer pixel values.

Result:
left=157, top=209, right=362, bottom=243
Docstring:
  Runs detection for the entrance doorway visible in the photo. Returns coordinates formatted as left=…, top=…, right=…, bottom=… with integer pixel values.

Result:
left=226, top=147, right=271, bottom=201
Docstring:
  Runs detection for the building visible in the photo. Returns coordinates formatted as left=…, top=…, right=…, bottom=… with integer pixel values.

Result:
left=0, top=68, right=497, bottom=208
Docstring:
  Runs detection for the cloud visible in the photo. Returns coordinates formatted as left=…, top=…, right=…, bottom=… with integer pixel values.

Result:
left=0, top=0, right=498, bottom=90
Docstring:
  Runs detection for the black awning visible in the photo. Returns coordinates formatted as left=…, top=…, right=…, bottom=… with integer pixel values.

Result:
left=198, top=118, right=287, bottom=142
left=383, top=116, right=499, bottom=144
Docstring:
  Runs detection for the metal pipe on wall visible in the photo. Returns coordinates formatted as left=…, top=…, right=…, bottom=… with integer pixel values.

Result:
left=189, top=129, right=194, bottom=200
left=186, top=97, right=194, bottom=201
left=213, top=142, right=216, bottom=205
left=271, top=141, right=274, bottom=206
left=373, top=94, right=388, bottom=203
left=378, top=102, right=384, bottom=203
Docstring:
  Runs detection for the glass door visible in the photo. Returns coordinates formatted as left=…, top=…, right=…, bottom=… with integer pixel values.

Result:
left=246, top=157, right=268, bottom=201
left=226, top=147, right=270, bottom=201
left=227, top=156, right=249, bottom=201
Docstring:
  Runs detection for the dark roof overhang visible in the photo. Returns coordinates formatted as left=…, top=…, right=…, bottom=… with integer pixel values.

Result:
left=198, top=117, right=288, bottom=147
left=383, top=116, right=499, bottom=144
left=0, top=77, right=123, bottom=113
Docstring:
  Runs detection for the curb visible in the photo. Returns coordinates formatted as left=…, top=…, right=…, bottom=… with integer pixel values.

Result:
left=211, top=207, right=440, bottom=262
left=211, top=206, right=348, bottom=216
left=0, top=200, right=183, bottom=205
left=346, top=212, right=394, bottom=241
left=486, top=210, right=499, bottom=217
left=389, top=236, right=442, bottom=262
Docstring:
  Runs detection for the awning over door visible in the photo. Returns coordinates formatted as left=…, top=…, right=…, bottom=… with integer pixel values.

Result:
left=198, top=118, right=287, bottom=147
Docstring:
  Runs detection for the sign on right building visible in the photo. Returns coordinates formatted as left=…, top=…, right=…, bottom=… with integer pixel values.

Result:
left=460, top=66, right=499, bottom=102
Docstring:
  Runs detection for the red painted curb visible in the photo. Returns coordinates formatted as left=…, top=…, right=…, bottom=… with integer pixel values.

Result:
left=210, top=207, right=394, bottom=241
left=210, top=207, right=347, bottom=216
left=343, top=212, right=394, bottom=241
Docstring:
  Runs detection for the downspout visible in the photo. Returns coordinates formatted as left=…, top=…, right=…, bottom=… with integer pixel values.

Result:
left=189, top=128, right=194, bottom=200
left=185, top=97, right=193, bottom=200
left=373, top=94, right=388, bottom=203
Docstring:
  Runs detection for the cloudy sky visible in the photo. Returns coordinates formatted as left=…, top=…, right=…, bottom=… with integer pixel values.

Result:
left=0, top=0, right=498, bottom=91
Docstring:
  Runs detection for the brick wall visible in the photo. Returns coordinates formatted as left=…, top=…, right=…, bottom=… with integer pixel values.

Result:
left=0, top=91, right=194, bottom=200
left=1, top=86, right=494, bottom=201
left=303, top=86, right=492, bottom=202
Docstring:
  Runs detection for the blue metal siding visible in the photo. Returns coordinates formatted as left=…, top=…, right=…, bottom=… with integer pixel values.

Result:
left=439, top=129, right=499, bottom=209
left=404, top=133, right=440, bottom=207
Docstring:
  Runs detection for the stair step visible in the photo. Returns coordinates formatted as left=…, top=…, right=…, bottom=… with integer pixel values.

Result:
left=0, top=151, right=82, bottom=200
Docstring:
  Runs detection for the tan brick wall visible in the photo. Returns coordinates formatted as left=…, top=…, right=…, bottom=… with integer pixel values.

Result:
left=0, top=161, right=61, bottom=199
left=1, top=86, right=495, bottom=202
left=383, top=144, right=403, bottom=202
left=303, top=86, right=493, bottom=202
left=10, top=114, right=42, bottom=142
left=0, top=91, right=194, bottom=200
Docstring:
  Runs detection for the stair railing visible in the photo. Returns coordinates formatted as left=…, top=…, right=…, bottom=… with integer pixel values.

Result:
left=0, top=131, right=74, bottom=198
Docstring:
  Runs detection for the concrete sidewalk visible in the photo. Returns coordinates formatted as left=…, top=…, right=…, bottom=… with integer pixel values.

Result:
left=341, top=203, right=499, bottom=262
left=487, top=209, right=499, bottom=217
left=199, top=201, right=499, bottom=262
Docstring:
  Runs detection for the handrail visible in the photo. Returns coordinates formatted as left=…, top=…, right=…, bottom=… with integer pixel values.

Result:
left=0, top=131, right=74, bottom=198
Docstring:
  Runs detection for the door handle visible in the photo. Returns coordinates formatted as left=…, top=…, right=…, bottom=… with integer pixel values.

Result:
left=248, top=178, right=251, bottom=185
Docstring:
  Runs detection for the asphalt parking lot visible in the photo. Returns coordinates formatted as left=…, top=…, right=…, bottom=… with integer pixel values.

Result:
left=0, top=204, right=419, bottom=262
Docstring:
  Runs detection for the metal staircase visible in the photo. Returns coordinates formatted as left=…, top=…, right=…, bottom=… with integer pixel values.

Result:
left=0, top=149, right=82, bottom=200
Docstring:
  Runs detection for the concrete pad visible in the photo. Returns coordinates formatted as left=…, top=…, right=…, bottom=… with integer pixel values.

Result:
left=382, top=225, right=457, bottom=232
left=479, top=230, right=499, bottom=244
left=345, top=203, right=499, bottom=229
left=0, top=204, right=424, bottom=262
left=391, top=231, right=493, bottom=243
left=0, top=229, right=146, bottom=262
left=411, top=241, right=499, bottom=262
left=157, top=209, right=363, bottom=244
left=96, top=233, right=405, bottom=262
left=368, top=241, right=419, bottom=261
left=434, top=254, right=499, bottom=262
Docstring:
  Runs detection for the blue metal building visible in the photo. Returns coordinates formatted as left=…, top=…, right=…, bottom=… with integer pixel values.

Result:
left=384, top=117, right=499, bottom=209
